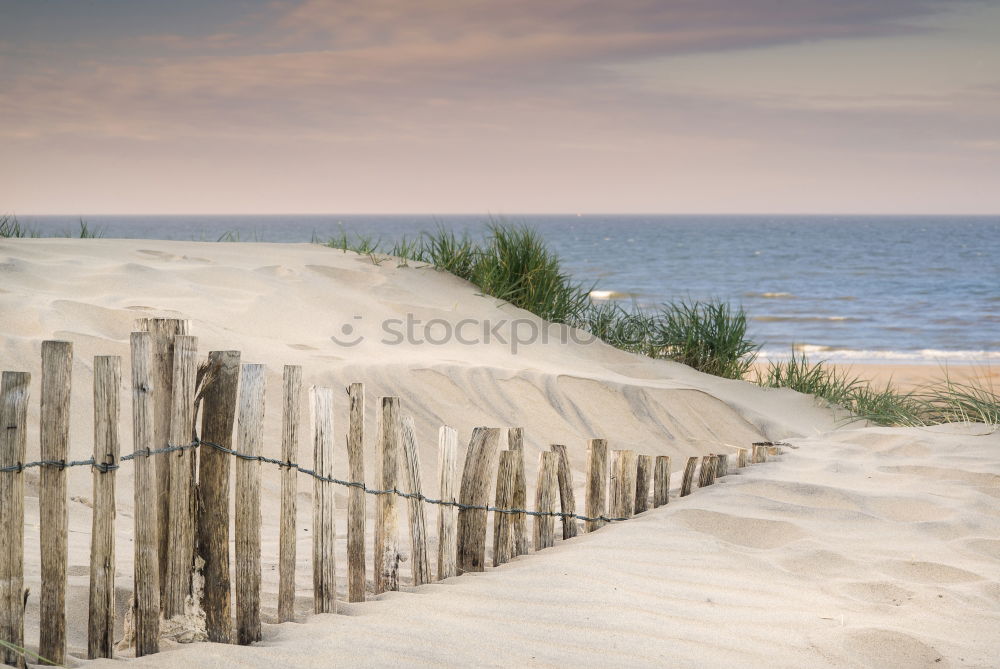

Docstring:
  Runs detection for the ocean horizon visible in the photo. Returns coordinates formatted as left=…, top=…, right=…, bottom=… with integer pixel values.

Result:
left=12, top=213, right=1000, bottom=364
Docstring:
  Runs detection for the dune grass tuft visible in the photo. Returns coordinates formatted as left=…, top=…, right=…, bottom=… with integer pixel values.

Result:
left=757, top=352, right=999, bottom=427
left=0, top=214, right=40, bottom=238
left=1, top=214, right=104, bottom=239
left=654, top=299, right=758, bottom=379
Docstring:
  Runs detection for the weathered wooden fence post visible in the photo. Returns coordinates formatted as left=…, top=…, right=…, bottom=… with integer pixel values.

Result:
left=698, top=455, right=716, bottom=488
left=436, top=426, right=458, bottom=580
left=737, top=447, right=749, bottom=468
left=635, top=454, right=652, bottom=514
left=39, top=340, right=71, bottom=665
left=585, top=438, right=608, bottom=531
left=277, top=365, right=301, bottom=622
left=346, top=383, right=366, bottom=602
left=609, top=450, right=637, bottom=519
left=549, top=445, right=577, bottom=539
left=164, top=335, right=197, bottom=619
left=680, top=456, right=698, bottom=496
left=457, top=427, right=502, bottom=573
left=492, top=450, right=518, bottom=567
left=507, top=428, right=528, bottom=556
left=235, top=364, right=265, bottom=644
left=197, top=350, right=240, bottom=643
left=89, top=355, right=120, bottom=659
left=374, top=396, right=401, bottom=594
left=653, top=455, right=671, bottom=508
left=130, top=332, right=160, bottom=657
left=533, top=452, right=558, bottom=550
left=716, top=453, right=729, bottom=478
left=136, top=317, right=189, bottom=604
left=400, top=415, right=430, bottom=586
left=311, top=387, right=336, bottom=611
left=0, top=371, right=29, bottom=668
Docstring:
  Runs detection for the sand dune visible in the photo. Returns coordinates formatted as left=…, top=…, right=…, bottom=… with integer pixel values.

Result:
left=1, top=239, right=997, bottom=667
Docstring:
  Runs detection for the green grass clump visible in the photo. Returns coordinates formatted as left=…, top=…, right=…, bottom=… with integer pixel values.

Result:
left=912, top=373, right=1000, bottom=426
left=325, top=222, right=593, bottom=324
left=757, top=352, right=999, bottom=427
left=756, top=351, right=866, bottom=407
left=0, top=214, right=40, bottom=238
left=653, top=299, right=758, bottom=379
left=574, top=300, right=758, bottom=379
left=76, top=218, right=104, bottom=238
left=1, top=214, right=103, bottom=239
left=470, top=224, right=592, bottom=323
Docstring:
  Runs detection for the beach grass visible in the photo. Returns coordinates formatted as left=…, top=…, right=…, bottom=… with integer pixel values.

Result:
left=0, top=213, right=41, bottom=237
left=653, top=299, right=758, bottom=379
left=757, top=352, right=999, bottom=427
left=1, top=214, right=103, bottom=239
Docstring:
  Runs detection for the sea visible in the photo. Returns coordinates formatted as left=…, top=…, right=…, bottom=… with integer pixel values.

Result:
left=14, top=214, right=1000, bottom=364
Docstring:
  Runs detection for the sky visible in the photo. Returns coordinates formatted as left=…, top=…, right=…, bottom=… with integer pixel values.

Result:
left=1, top=0, right=999, bottom=215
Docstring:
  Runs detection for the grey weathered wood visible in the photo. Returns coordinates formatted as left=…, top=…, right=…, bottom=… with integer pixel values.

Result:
left=698, top=455, right=717, bottom=487
left=457, top=427, right=502, bottom=573
left=400, top=415, right=430, bottom=586
left=680, top=456, right=698, bottom=497
left=277, top=365, right=301, bottom=622
left=136, top=317, right=189, bottom=603
left=609, top=450, right=636, bottom=519
left=436, top=426, right=458, bottom=581
left=164, top=335, right=197, bottom=619
left=196, top=350, right=240, bottom=643
left=507, top=428, right=528, bottom=557
left=737, top=447, right=749, bottom=468
left=0, top=371, right=29, bottom=668
left=585, top=438, right=608, bottom=532
left=374, top=396, right=401, bottom=594
left=235, top=364, right=265, bottom=644
left=634, top=454, right=653, bottom=514
left=653, top=455, right=671, bottom=508
left=39, top=340, right=71, bottom=665
left=89, top=356, right=120, bottom=659
left=716, top=453, right=729, bottom=478
left=550, top=444, right=578, bottom=539
left=311, top=387, right=337, bottom=611
left=533, top=452, right=559, bottom=550
left=130, top=332, right=160, bottom=657
left=492, top=450, right=518, bottom=567
left=346, top=382, right=366, bottom=602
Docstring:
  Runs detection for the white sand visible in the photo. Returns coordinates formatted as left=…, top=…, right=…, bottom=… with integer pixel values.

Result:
left=1, top=238, right=997, bottom=668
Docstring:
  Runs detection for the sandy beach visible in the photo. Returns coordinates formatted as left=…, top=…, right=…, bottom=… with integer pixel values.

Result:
left=1, top=238, right=998, bottom=668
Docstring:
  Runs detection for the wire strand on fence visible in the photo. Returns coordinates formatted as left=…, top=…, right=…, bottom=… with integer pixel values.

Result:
left=0, top=438, right=632, bottom=523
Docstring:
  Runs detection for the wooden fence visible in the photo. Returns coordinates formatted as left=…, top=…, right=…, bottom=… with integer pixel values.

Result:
left=0, top=320, right=773, bottom=666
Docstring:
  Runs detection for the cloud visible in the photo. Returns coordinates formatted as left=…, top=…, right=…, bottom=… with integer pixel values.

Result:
left=3, top=0, right=998, bottom=214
